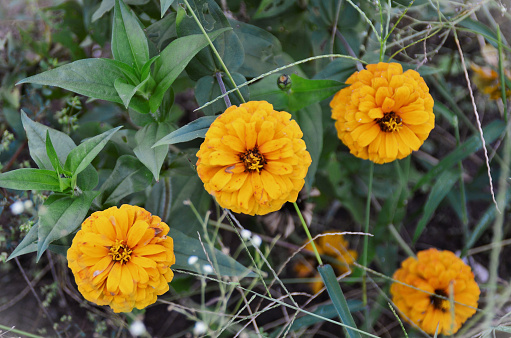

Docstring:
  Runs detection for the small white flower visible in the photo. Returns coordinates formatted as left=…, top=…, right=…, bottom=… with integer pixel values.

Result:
left=188, top=255, right=199, bottom=265
left=240, top=229, right=252, bottom=240
left=203, top=264, right=213, bottom=273
left=251, top=235, right=262, bottom=248
left=23, top=200, right=33, bottom=209
left=193, top=321, right=207, bottom=335
left=129, top=320, right=146, bottom=336
left=10, top=200, right=24, bottom=215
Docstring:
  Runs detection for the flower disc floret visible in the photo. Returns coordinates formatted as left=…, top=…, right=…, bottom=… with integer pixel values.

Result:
left=67, top=205, right=175, bottom=313
left=330, top=62, right=435, bottom=164
left=390, top=248, right=480, bottom=335
left=196, top=101, right=312, bottom=216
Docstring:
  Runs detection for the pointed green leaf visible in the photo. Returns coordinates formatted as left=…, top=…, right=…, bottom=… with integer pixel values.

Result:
left=45, top=131, right=65, bottom=174
left=112, top=0, right=149, bottom=72
left=195, top=72, right=249, bottom=115
left=153, top=115, right=216, bottom=146
left=21, top=110, right=76, bottom=170
left=250, top=73, right=347, bottom=111
left=146, top=13, right=177, bottom=51
left=0, top=169, right=62, bottom=191
left=317, top=264, right=361, bottom=338
left=37, top=191, right=99, bottom=260
left=76, top=165, right=100, bottom=191
left=133, top=122, right=174, bottom=180
left=17, top=59, right=138, bottom=103
left=149, top=29, right=230, bottom=113
left=7, top=222, right=39, bottom=261
left=114, top=77, right=149, bottom=109
left=145, top=177, right=172, bottom=221
left=160, top=0, right=175, bottom=18
left=98, top=155, right=153, bottom=206
left=170, top=228, right=256, bottom=277
left=412, top=170, right=459, bottom=243
left=64, top=126, right=122, bottom=177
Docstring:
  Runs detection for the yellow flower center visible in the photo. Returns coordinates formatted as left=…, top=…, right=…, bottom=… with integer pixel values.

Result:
left=240, top=148, right=266, bottom=173
left=431, top=289, right=451, bottom=312
left=109, top=239, right=132, bottom=264
left=376, top=112, right=402, bottom=132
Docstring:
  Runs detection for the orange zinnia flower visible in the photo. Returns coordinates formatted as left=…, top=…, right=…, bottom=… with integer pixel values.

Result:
left=390, top=248, right=480, bottom=335
left=330, top=62, right=435, bottom=164
left=471, top=64, right=511, bottom=100
left=294, top=232, right=357, bottom=293
left=67, top=205, right=175, bottom=313
left=196, top=101, right=312, bottom=216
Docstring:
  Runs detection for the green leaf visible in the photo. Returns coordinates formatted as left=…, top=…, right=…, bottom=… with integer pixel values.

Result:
left=17, top=59, right=138, bottom=104
left=414, top=120, right=506, bottom=191
left=146, top=13, right=177, bottom=51
left=317, top=264, right=361, bottom=338
left=114, top=77, right=149, bottom=109
left=21, top=110, right=76, bottom=170
left=250, top=73, right=347, bottom=111
left=270, top=300, right=364, bottom=336
left=112, top=0, right=149, bottom=72
left=160, top=0, right=175, bottom=18
left=412, top=170, right=459, bottom=243
left=98, top=155, right=153, bottom=206
left=133, top=122, right=174, bottom=181
left=145, top=177, right=172, bottom=221
left=149, top=29, right=230, bottom=113
left=195, top=72, right=249, bottom=115
left=228, top=19, right=283, bottom=78
left=37, top=191, right=99, bottom=260
left=170, top=228, right=256, bottom=277
left=292, top=104, right=322, bottom=190
left=45, top=131, right=65, bottom=174
left=76, top=165, right=100, bottom=191
left=7, top=222, right=39, bottom=261
left=0, top=169, right=62, bottom=191
left=153, top=115, right=216, bottom=146
left=253, top=0, right=296, bottom=19
left=176, top=0, right=244, bottom=80
left=64, top=126, right=122, bottom=178
left=458, top=19, right=500, bottom=48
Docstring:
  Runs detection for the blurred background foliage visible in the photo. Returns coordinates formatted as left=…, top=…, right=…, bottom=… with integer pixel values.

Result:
left=0, top=0, right=510, bottom=336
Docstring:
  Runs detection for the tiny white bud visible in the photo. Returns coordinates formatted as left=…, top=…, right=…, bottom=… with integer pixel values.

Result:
left=10, top=201, right=24, bottom=215
left=251, top=235, right=262, bottom=248
left=240, top=229, right=252, bottom=240
left=193, top=321, right=207, bottom=335
left=188, top=256, right=199, bottom=265
left=203, top=264, right=213, bottom=273
left=129, top=320, right=146, bottom=336
left=23, top=200, right=33, bottom=209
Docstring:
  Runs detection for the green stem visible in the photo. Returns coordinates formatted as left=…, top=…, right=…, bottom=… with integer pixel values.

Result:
left=293, top=202, right=323, bottom=265
left=362, top=162, right=374, bottom=308
left=182, top=0, right=245, bottom=104
left=0, top=324, right=44, bottom=338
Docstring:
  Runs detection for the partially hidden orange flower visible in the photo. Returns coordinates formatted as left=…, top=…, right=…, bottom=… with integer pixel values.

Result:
left=294, top=232, right=357, bottom=293
left=471, top=64, right=511, bottom=100
left=67, top=205, right=175, bottom=313
left=390, top=248, right=480, bottom=335
left=330, top=62, right=435, bottom=164
left=196, top=101, right=312, bottom=216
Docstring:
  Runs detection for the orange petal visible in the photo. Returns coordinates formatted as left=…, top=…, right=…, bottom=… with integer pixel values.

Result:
left=119, top=264, right=134, bottom=294
left=131, top=256, right=157, bottom=269
left=210, top=167, right=234, bottom=191
left=107, top=262, right=121, bottom=293
left=133, top=244, right=167, bottom=256
left=221, top=135, right=245, bottom=152
left=127, top=220, right=149, bottom=248
left=257, top=121, right=275, bottom=147
left=264, top=161, right=293, bottom=175
left=208, top=151, right=240, bottom=166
